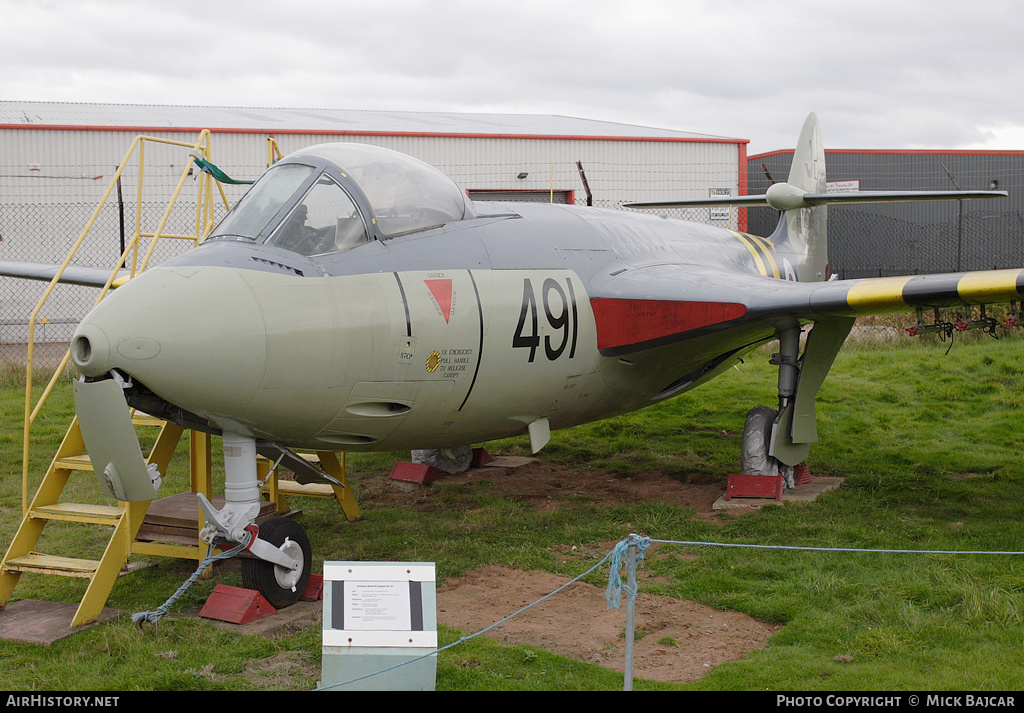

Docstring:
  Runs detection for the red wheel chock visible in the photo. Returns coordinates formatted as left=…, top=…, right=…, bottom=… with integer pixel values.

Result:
left=199, top=584, right=277, bottom=625
left=389, top=462, right=443, bottom=484
left=726, top=473, right=783, bottom=500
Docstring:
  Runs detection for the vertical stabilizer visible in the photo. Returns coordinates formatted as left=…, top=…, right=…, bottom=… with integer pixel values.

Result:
left=769, top=113, right=829, bottom=282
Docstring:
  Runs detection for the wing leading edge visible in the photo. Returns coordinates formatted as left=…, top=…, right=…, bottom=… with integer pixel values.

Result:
left=0, top=261, right=130, bottom=288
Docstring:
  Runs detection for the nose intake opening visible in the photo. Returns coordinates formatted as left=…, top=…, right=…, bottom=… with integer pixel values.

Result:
left=72, top=334, right=92, bottom=367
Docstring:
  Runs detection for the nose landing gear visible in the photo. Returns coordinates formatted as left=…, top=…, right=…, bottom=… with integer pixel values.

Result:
left=197, top=432, right=313, bottom=609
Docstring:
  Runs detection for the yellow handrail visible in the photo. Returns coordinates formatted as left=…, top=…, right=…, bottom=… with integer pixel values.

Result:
left=267, top=137, right=284, bottom=166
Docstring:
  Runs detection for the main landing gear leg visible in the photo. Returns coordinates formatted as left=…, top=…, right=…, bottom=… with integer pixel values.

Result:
left=197, top=432, right=311, bottom=608
left=741, top=325, right=801, bottom=488
left=742, top=318, right=855, bottom=488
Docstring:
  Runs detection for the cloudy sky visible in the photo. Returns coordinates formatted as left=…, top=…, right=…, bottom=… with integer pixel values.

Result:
left=3, top=0, right=1023, bottom=155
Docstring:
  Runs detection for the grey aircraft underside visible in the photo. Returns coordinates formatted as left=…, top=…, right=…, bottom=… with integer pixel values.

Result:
left=2, top=113, right=1020, bottom=608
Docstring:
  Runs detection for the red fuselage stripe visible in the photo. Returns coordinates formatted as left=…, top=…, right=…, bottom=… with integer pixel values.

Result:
left=590, top=299, right=747, bottom=350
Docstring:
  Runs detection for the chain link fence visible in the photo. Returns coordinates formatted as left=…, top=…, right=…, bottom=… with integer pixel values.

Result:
left=1, top=199, right=230, bottom=344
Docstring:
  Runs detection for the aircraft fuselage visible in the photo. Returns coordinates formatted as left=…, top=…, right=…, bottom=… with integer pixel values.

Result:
left=72, top=202, right=788, bottom=452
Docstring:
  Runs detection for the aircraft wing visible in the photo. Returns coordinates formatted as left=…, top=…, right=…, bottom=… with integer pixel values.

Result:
left=590, top=264, right=1024, bottom=356
left=0, top=261, right=130, bottom=288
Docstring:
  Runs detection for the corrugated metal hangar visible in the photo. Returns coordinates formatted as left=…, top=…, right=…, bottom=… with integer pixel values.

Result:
left=0, top=101, right=748, bottom=342
left=0, top=101, right=747, bottom=207
left=747, top=149, right=1024, bottom=279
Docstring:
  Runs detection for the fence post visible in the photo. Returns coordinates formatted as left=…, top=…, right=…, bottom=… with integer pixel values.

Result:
left=623, top=535, right=638, bottom=691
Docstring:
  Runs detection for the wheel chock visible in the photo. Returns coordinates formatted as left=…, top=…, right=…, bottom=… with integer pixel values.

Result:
left=199, top=584, right=277, bottom=625
left=794, top=464, right=813, bottom=486
left=390, top=462, right=443, bottom=484
left=471, top=447, right=495, bottom=467
left=302, top=573, right=324, bottom=601
left=726, top=473, right=783, bottom=500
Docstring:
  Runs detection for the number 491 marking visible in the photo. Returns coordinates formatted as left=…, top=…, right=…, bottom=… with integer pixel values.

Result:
left=512, top=277, right=578, bottom=362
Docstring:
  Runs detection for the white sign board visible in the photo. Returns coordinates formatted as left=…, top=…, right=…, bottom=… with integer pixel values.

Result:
left=710, top=188, right=731, bottom=220
left=323, top=562, right=437, bottom=648
left=827, top=179, right=860, bottom=193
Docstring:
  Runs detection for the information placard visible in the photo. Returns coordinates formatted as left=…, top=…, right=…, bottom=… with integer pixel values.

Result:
left=322, top=562, right=436, bottom=648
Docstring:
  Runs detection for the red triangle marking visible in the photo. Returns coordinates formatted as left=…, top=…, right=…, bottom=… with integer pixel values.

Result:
left=424, top=279, right=453, bottom=323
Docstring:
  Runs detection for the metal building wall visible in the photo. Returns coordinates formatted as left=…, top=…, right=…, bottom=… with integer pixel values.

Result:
left=2, top=128, right=740, bottom=205
left=746, top=150, right=1024, bottom=278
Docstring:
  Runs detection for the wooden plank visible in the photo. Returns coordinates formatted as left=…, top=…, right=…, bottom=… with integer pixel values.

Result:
left=4, top=554, right=99, bottom=577
left=53, top=455, right=94, bottom=472
left=30, top=503, right=123, bottom=526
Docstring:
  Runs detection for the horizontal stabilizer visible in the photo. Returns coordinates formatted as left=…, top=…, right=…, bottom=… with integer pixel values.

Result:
left=624, top=186, right=1006, bottom=211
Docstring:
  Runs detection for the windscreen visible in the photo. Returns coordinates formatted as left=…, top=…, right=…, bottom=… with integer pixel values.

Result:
left=209, top=163, right=314, bottom=241
left=266, top=174, right=367, bottom=256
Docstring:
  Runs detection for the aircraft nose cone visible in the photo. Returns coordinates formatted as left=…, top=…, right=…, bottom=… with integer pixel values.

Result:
left=70, top=266, right=267, bottom=425
left=70, top=323, right=112, bottom=377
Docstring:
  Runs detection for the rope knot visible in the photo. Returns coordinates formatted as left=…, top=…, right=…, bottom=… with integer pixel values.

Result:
left=605, top=533, right=651, bottom=609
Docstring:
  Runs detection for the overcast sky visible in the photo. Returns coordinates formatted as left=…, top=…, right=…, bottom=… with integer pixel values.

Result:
left=3, top=0, right=1023, bottom=156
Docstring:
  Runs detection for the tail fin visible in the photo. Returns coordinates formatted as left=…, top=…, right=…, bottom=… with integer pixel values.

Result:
left=768, top=112, right=828, bottom=282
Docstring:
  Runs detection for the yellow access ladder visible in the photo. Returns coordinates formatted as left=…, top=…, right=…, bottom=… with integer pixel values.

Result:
left=0, top=416, right=187, bottom=628
left=0, top=132, right=225, bottom=627
left=0, top=134, right=359, bottom=628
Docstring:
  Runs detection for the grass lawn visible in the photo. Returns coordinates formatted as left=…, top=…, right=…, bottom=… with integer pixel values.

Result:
left=0, top=332, right=1022, bottom=691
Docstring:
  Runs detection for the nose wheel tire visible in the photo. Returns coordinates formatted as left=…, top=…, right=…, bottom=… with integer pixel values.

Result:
left=241, top=516, right=312, bottom=609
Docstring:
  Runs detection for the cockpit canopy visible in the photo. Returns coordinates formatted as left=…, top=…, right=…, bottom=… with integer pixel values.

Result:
left=208, top=143, right=474, bottom=257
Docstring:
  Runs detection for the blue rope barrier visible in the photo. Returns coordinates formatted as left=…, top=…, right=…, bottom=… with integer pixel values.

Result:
left=645, top=539, right=1024, bottom=556
left=129, top=529, right=1017, bottom=688
left=131, top=534, right=253, bottom=627
left=318, top=533, right=1024, bottom=689
left=605, top=534, right=652, bottom=609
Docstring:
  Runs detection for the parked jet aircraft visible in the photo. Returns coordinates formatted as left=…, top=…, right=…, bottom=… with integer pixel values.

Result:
left=1, top=114, right=1019, bottom=607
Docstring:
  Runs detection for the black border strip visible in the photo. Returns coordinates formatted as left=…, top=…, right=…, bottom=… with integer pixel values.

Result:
left=392, top=271, right=412, bottom=337
left=458, top=269, right=485, bottom=411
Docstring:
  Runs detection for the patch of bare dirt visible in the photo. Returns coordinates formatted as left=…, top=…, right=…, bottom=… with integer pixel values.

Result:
left=438, top=566, right=779, bottom=683
left=360, top=457, right=777, bottom=683
left=365, top=457, right=739, bottom=521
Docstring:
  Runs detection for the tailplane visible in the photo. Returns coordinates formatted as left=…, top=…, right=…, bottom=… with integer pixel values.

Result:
left=623, top=112, right=1005, bottom=283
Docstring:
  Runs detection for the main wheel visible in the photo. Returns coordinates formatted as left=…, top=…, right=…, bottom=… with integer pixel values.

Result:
left=411, top=445, right=473, bottom=474
left=241, top=516, right=312, bottom=609
left=740, top=405, right=780, bottom=476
